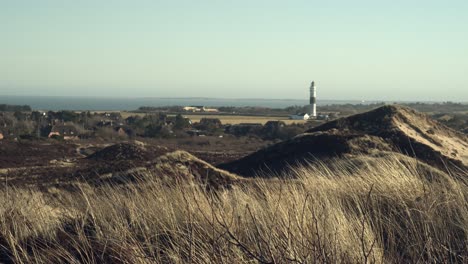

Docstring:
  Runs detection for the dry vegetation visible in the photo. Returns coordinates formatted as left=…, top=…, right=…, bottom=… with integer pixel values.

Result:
left=109, top=111, right=307, bottom=125
left=0, top=154, right=466, bottom=263
left=183, top=115, right=305, bottom=125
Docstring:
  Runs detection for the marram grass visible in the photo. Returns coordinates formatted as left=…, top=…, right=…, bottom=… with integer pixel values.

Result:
left=0, top=155, right=466, bottom=263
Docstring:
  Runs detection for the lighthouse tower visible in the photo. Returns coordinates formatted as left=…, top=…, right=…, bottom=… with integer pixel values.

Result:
left=309, top=81, right=317, bottom=118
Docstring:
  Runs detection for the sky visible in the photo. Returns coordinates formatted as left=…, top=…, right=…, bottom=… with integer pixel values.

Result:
left=1, top=0, right=467, bottom=101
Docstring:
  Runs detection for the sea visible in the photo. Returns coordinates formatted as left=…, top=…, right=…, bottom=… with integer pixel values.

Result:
left=0, top=95, right=393, bottom=111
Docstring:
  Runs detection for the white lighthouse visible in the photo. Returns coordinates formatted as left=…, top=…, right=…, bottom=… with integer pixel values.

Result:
left=309, top=81, right=317, bottom=118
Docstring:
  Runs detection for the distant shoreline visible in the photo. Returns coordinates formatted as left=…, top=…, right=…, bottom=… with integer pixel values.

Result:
left=0, top=95, right=466, bottom=111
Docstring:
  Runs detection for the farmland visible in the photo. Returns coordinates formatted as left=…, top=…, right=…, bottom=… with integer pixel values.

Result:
left=180, top=114, right=307, bottom=125
left=97, top=111, right=311, bottom=125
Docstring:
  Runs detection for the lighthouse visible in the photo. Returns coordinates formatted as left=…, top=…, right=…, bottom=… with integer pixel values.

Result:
left=309, top=81, right=317, bottom=118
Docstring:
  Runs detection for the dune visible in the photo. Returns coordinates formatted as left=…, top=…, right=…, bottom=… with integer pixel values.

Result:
left=219, top=105, right=468, bottom=177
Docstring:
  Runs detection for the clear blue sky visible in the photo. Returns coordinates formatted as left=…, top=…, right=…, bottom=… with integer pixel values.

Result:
left=1, top=0, right=467, bottom=101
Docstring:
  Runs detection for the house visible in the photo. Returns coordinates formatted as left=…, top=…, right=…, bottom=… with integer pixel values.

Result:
left=183, top=106, right=203, bottom=112
left=183, top=106, right=219, bottom=113
left=290, top=113, right=310, bottom=120
left=203, top=107, right=219, bottom=113
left=48, top=124, right=79, bottom=140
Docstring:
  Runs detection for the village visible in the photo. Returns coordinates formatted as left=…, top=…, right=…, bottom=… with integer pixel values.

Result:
left=0, top=105, right=332, bottom=142
left=2, top=99, right=466, bottom=143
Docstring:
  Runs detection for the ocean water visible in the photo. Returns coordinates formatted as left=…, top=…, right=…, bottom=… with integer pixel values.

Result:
left=0, top=95, right=379, bottom=111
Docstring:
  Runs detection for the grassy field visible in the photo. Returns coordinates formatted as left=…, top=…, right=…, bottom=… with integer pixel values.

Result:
left=0, top=154, right=466, bottom=263
left=101, top=111, right=309, bottom=125
left=181, top=114, right=307, bottom=125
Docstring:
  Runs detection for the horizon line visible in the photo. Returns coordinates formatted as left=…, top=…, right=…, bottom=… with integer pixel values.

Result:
left=0, top=94, right=467, bottom=104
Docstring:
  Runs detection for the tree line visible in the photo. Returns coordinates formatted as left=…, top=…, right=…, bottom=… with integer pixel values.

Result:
left=0, top=104, right=32, bottom=112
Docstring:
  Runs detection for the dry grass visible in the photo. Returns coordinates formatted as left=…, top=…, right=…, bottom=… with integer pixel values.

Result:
left=97, top=111, right=307, bottom=125
left=0, top=155, right=467, bottom=263
left=182, top=114, right=305, bottom=125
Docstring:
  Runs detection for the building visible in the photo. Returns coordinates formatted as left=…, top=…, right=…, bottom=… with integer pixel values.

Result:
left=183, top=106, right=202, bottom=112
left=183, top=106, right=219, bottom=113
left=203, top=107, right=219, bottom=113
left=290, top=113, right=310, bottom=120
left=309, top=81, right=317, bottom=118
left=48, top=124, right=79, bottom=140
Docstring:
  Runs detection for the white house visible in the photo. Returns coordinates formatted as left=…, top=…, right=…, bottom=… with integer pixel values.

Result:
left=289, top=113, right=310, bottom=120
left=183, top=106, right=219, bottom=113
left=203, top=108, right=219, bottom=113
left=183, top=106, right=202, bottom=112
